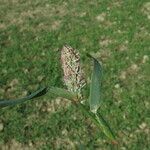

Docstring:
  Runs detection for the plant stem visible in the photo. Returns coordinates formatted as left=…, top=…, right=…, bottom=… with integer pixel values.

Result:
left=77, top=103, right=116, bottom=141
left=95, top=113, right=115, bottom=141
left=77, top=103, right=101, bottom=127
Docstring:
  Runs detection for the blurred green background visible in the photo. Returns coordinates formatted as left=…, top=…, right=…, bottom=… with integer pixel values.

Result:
left=0, top=0, right=149, bottom=149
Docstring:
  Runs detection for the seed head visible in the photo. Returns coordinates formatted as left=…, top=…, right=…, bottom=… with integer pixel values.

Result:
left=61, top=45, right=86, bottom=98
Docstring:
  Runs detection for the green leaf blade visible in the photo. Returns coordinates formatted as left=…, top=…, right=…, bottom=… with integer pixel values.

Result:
left=88, top=54, right=102, bottom=113
left=0, top=87, right=48, bottom=108
left=48, top=87, right=77, bottom=101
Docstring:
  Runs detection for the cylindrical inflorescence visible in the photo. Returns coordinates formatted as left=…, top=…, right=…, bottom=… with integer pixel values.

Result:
left=61, top=45, right=86, bottom=99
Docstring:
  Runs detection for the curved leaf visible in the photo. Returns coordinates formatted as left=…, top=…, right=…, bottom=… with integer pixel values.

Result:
left=0, top=87, right=48, bottom=108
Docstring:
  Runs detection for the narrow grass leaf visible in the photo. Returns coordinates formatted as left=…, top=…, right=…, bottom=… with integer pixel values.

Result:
left=48, top=86, right=77, bottom=101
left=88, top=54, right=102, bottom=113
left=0, top=87, right=48, bottom=108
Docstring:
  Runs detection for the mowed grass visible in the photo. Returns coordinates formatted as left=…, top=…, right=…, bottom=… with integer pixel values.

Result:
left=0, top=0, right=149, bottom=149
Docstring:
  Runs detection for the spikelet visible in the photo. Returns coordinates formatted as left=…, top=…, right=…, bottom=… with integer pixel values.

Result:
left=61, top=45, right=86, bottom=99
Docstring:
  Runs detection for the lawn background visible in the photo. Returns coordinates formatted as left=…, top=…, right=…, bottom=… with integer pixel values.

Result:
left=0, top=0, right=149, bottom=149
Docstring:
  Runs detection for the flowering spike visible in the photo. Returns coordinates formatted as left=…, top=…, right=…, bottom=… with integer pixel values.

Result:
left=61, top=45, right=86, bottom=98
